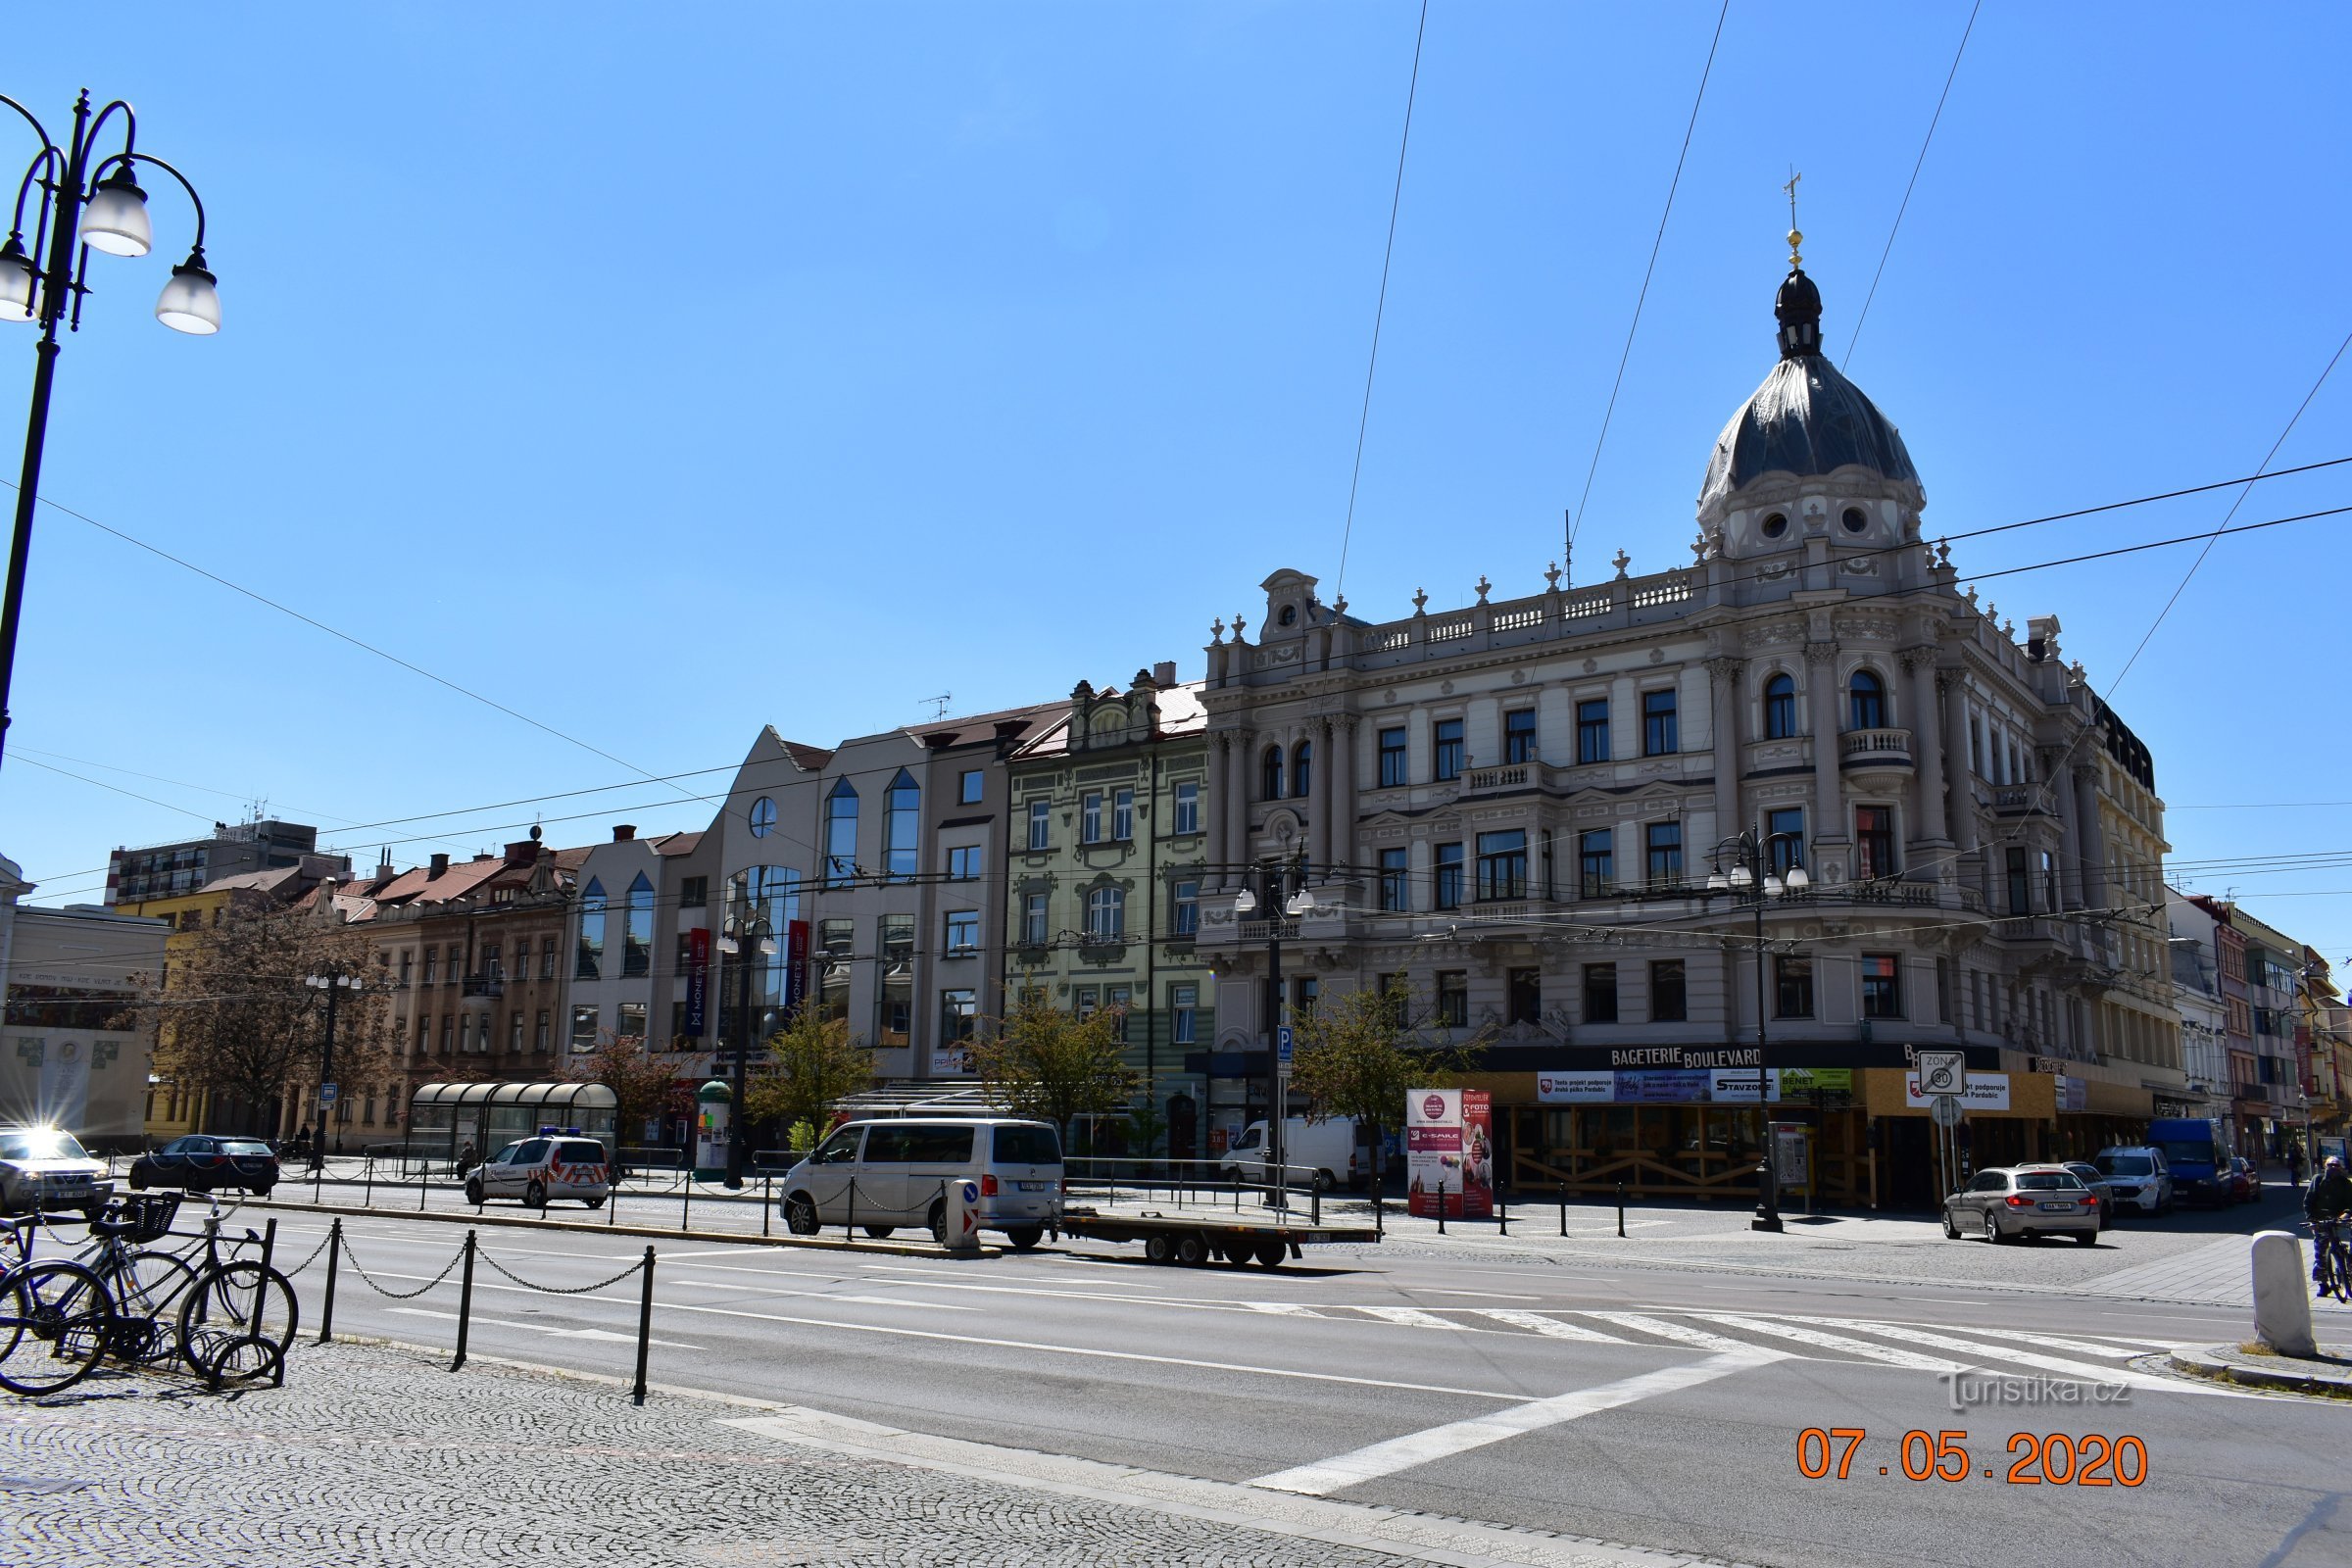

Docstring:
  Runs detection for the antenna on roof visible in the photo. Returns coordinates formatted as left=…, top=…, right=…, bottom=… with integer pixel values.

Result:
left=920, top=693, right=953, bottom=719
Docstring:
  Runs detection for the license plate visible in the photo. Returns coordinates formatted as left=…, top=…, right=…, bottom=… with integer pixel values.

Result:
left=1016, top=1181, right=1053, bottom=1192
left=2039, top=1201, right=2072, bottom=1211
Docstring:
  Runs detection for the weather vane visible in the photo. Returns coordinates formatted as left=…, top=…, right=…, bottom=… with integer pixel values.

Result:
left=1783, top=169, right=1803, bottom=266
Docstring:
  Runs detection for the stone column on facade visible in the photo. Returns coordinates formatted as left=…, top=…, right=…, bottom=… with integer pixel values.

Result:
left=1806, top=641, right=1846, bottom=865
left=2046, top=747, right=2082, bottom=909
left=1305, top=718, right=1330, bottom=873
left=1204, top=732, right=1230, bottom=890
left=1225, top=729, right=1252, bottom=888
left=1704, top=657, right=1743, bottom=841
left=2074, top=764, right=2107, bottom=907
left=1900, top=646, right=1948, bottom=850
left=1329, top=715, right=1357, bottom=885
left=1938, top=668, right=1977, bottom=854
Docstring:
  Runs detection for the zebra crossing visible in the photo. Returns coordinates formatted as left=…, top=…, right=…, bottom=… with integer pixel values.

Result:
left=1249, top=1300, right=2169, bottom=1383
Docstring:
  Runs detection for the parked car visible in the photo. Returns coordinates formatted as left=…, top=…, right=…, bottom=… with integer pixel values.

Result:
left=2226, top=1155, right=2261, bottom=1204
left=0, top=1126, right=113, bottom=1220
left=777, top=1117, right=1061, bottom=1249
left=127, top=1135, right=279, bottom=1197
left=1943, top=1165, right=2100, bottom=1246
left=2145, top=1116, right=2234, bottom=1206
left=2091, top=1147, right=2174, bottom=1215
left=465, top=1133, right=611, bottom=1209
left=2053, top=1161, right=2116, bottom=1230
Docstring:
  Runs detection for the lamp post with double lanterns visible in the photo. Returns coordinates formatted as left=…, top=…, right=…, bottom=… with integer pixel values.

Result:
left=720, top=903, right=777, bottom=1190
left=1233, top=856, right=1315, bottom=1201
left=0, top=90, right=220, bottom=771
left=303, top=970, right=362, bottom=1167
left=1706, top=827, right=1809, bottom=1232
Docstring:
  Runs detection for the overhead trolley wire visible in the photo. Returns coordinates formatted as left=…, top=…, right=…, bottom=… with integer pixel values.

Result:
left=1844, top=0, right=1983, bottom=366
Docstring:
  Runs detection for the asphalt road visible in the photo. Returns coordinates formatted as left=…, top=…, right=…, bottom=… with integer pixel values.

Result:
left=252, top=1200, right=2350, bottom=1568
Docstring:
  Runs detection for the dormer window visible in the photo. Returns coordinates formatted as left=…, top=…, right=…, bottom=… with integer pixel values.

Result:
left=1278, top=605, right=1298, bottom=627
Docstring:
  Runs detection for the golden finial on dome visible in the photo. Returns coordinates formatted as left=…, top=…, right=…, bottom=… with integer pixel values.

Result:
left=1782, top=169, right=1803, bottom=267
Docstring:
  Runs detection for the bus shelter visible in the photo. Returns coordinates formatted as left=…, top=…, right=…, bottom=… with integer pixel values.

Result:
left=406, top=1082, right=618, bottom=1171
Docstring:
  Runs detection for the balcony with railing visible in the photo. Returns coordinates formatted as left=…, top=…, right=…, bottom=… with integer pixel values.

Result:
left=1838, top=728, right=1913, bottom=770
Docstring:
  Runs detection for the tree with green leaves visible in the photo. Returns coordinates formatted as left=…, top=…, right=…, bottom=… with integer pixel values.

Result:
left=743, top=1009, right=874, bottom=1144
left=968, top=994, right=1136, bottom=1143
left=1288, top=975, right=1472, bottom=1193
left=564, top=1030, right=684, bottom=1152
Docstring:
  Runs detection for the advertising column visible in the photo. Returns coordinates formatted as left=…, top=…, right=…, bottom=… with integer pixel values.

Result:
left=1459, top=1089, right=1494, bottom=1219
left=1406, top=1089, right=1460, bottom=1218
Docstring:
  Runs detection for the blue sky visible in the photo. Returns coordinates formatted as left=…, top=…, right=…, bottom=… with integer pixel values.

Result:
left=3, top=3, right=2348, bottom=957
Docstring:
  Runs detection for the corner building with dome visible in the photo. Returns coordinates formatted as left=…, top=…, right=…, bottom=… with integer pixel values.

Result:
left=1191, top=250, right=2187, bottom=1210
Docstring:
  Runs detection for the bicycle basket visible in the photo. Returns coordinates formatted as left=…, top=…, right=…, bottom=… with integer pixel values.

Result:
left=116, top=1191, right=182, bottom=1245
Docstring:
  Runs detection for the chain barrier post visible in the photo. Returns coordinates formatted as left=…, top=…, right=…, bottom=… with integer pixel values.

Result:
left=632, top=1246, right=656, bottom=1404
left=261, top=1215, right=277, bottom=1273
left=419, top=1155, right=429, bottom=1210
left=681, top=1170, right=691, bottom=1233
left=1497, top=1184, right=1508, bottom=1235
left=1310, top=1176, right=1320, bottom=1226
left=761, top=1175, right=771, bottom=1239
left=317, top=1217, right=342, bottom=1345
left=1437, top=1178, right=1446, bottom=1235
left=1616, top=1180, right=1626, bottom=1239
left=845, top=1174, right=858, bottom=1243
left=451, top=1229, right=477, bottom=1372
left=362, top=1156, right=372, bottom=1210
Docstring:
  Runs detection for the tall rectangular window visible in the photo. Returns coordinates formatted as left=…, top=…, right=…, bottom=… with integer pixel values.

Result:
left=1477, top=830, right=1528, bottom=901
left=1173, top=780, right=1200, bottom=835
left=945, top=910, right=979, bottom=953
left=939, top=989, right=978, bottom=1046
left=1577, top=699, right=1611, bottom=763
left=678, top=875, right=709, bottom=908
left=1504, top=709, right=1538, bottom=764
left=1650, top=960, right=1688, bottom=1022
left=1027, top=800, right=1052, bottom=851
left=1855, top=807, right=1895, bottom=880
left=541, top=937, right=557, bottom=980
left=1508, top=967, right=1541, bottom=1025
left=534, top=1010, right=550, bottom=1052
left=458, top=1014, right=471, bottom=1054
left=1085, top=886, right=1125, bottom=939
left=958, top=768, right=984, bottom=806
left=1435, top=843, right=1464, bottom=910
left=1644, top=821, right=1683, bottom=886
left=1861, top=954, right=1903, bottom=1018
left=1020, top=891, right=1048, bottom=946
left=1768, top=807, right=1806, bottom=876
left=877, top=914, right=915, bottom=1047
left=509, top=1011, right=523, bottom=1053
left=398, top=950, right=414, bottom=987
left=1642, top=690, right=1678, bottom=756
left=1583, top=963, right=1619, bottom=1024
left=568, top=1005, right=598, bottom=1053
left=1081, top=793, right=1103, bottom=844
left=2006, top=847, right=2032, bottom=915
left=1776, top=956, right=1814, bottom=1018
left=1112, top=788, right=1135, bottom=842
left=422, top=949, right=437, bottom=985
left=818, top=918, right=854, bottom=1023
left=1378, top=727, right=1409, bottom=787
left=1106, top=985, right=1131, bottom=1041
left=1172, top=879, right=1199, bottom=936
left=947, top=845, right=981, bottom=881
left=1579, top=829, right=1614, bottom=899
left=1171, top=982, right=1198, bottom=1045
left=1436, top=970, right=1469, bottom=1027
left=617, top=1001, right=648, bottom=1042
left=1433, top=718, right=1465, bottom=781
left=1380, top=847, right=1409, bottom=912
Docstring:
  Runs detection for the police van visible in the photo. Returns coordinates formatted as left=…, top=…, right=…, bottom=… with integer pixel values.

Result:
left=465, top=1128, right=612, bottom=1209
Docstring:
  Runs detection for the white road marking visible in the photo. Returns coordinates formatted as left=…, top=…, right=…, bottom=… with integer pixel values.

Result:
left=1472, top=1311, right=1631, bottom=1344
left=1356, top=1306, right=1472, bottom=1331
left=1798, top=1317, right=2250, bottom=1396
left=1689, top=1313, right=1967, bottom=1371
left=385, top=1305, right=700, bottom=1350
left=673, top=1279, right=975, bottom=1311
left=1243, top=1302, right=1324, bottom=1318
left=1581, top=1312, right=1762, bottom=1355
left=1413, top=1288, right=1543, bottom=1300
left=1841, top=1322, right=2154, bottom=1359
left=1249, top=1349, right=1787, bottom=1495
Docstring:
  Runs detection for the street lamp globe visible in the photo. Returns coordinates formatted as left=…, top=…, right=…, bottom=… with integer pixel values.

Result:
left=1728, top=864, right=1754, bottom=890
left=1706, top=870, right=1730, bottom=892
left=0, top=239, right=34, bottom=323
left=155, top=249, right=220, bottom=335
left=1233, top=887, right=1258, bottom=916
left=1784, top=865, right=1811, bottom=891
left=79, top=168, right=152, bottom=257
left=1284, top=888, right=1316, bottom=918
left=1762, top=873, right=1785, bottom=897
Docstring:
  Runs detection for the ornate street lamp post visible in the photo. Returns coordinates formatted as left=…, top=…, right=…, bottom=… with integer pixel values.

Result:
left=1234, top=855, right=1314, bottom=1203
left=1706, top=827, right=1808, bottom=1232
left=721, top=901, right=776, bottom=1190
left=0, top=89, right=220, bottom=770
left=303, top=970, right=362, bottom=1167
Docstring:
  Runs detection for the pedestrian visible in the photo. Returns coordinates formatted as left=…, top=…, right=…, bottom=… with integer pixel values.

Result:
left=293, top=1126, right=312, bottom=1160
left=2305, top=1155, right=2352, bottom=1284
left=457, top=1138, right=477, bottom=1178
left=2288, top=1144, right=2304, bottom=1188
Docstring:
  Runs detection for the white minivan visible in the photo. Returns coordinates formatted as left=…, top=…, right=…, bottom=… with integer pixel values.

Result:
left=778, top=1117, right=1062, bottom=1249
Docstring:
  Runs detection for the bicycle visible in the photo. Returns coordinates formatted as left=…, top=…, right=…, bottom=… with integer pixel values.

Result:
left=0, top=1214, right=115, bottom=1396
left=2313, top=1218, right=2352, bottom=1304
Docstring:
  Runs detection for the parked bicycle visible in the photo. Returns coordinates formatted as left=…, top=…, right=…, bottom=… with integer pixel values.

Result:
left=0, top=1214, right=114, bottom=1396
left=2313, top=1219, right=2351, bottom=1304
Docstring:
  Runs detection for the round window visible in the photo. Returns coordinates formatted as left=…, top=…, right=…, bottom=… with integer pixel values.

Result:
left=748, top=796, right=776, bottom=838
left=1760, top=513, right=1788, bottom=539
left=1841, top=507, right=1868, bottom=534
left=1278, top=605, right=1298, bottom=627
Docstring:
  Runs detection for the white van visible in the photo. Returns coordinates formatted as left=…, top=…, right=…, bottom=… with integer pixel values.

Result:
left=1220, top=1117, right=1364, bottom=1191
left=778, top=1117, right=1062, bottom=1249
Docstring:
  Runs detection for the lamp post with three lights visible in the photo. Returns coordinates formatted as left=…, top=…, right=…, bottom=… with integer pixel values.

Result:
left=1706, top=827, right=1809, bottom=1232
left=303, top=969, right=362, bottom=1168
left=1234, top=855, right=1316, bottom=1200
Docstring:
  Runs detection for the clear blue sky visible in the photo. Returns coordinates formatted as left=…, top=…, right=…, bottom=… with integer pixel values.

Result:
left=3, top=4, right=2347, bottom=959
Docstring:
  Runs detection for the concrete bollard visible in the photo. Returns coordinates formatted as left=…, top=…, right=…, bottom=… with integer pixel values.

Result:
left=2251, top=1230, right=2319, bottom=1358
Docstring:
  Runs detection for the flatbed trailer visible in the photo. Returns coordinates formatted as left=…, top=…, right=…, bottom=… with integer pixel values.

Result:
left=1056, top=1204, right=1378, bottom=1268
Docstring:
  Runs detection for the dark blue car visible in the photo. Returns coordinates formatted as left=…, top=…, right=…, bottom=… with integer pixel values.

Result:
left=128, top=1135, right=279, bottom=1197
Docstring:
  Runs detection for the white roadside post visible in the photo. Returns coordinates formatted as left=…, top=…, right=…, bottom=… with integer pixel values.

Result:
left=2250, top=1230, right=2318, bottom=1357
left=942, top=1177, right=983, bottom=1254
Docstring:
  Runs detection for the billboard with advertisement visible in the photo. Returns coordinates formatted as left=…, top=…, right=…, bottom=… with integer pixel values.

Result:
left=1406, top=1089, right=1494, bottom=1219
left=1902, top=1071, right=2010, bottom=1111
left=1536, top=1067, right=1854, bottom=1105
left=682, top=926, right=710, bottom=1037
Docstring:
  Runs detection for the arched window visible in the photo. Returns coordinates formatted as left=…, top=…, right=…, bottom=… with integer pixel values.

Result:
left=884, top=767, right=919, bottom=882
left=1763, top=673, right=1797, bottom=739
left=824, top=778, right=859, bottom=884
left=1292, top=741, right=1312, bottom=799
left=622, top=872, right=654, bottom=977
left=1848, top=669, right=1886, bottom=730
left=576, top=877, right=606, bottom=980
left=1261, top=746, right=1286, bottom=801
left=1086, top=886, right=1126, bottom=940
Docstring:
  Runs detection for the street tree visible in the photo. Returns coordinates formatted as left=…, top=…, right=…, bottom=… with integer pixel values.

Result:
left=151, top=906, right=391, bottom=1138
left=564, top=1030, right=684, bottom=1153
left=743, top=1010, right=874, bottom=1145
left=1287, top=975, right=1473, bottom=1192
left=968, top=994, right=1136, bottom=1144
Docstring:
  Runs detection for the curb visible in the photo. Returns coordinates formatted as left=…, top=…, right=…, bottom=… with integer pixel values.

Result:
left=245, top=1196, right=1004, bottom=1260
left=2165, top=1343, right=2352, bottom=1396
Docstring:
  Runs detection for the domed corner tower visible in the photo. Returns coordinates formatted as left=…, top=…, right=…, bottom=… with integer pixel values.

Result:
left=1696, top=228, right=1927, bottom=571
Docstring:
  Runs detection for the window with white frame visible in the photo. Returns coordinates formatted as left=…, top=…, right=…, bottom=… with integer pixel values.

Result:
left=1171, top=982, right=1198, bottom=1045
left=1081, top=793, right=1103, bottom=844
left=1085, top=886, right=1125, bottom=940
left=1173, top=780, right=1200, bottom=836
left=946, top=909, right=979, bottom=953
left=1172, top=878, right=1199, bottom=936
left=1020, top=891, right=1048, bottom=946
left=1027, top=799, right=1051, bottom=851
left=1112, top=788, right=1135, bottom=841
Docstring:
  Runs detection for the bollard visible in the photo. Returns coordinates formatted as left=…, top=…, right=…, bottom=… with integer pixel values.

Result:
left=762, top=1175, right=772, bottom=1238
left=846, top=1175, right=858, bottom=1242
left=317, top=1217, right=342, bottom=1345
left=1497, top=1188, right=1508, bottom=1235
left=314, top=1156, right=323, bottom=1204
left=419, top=1159, right=429, bottom=1210
left=1311, top=1183, right=1321, bottom=1226
left=632, top=1246, right=657, bottom=1404
left=451, top=1230, right=477, bottom=1372
left=2251, top=1231, right=2318, bottom=1357
left=1559, top=1181, right=1568, bottom=1238
left=1437, top=1179, right=1447, bottom=1235
left=608, top=1180, right=616, bottom=1226
left=364, top=1157, right=374, bottom=1210
left=681, top=1170, right=692, bottom=1232
left=1616, top=1181, right=1626, bottom=1238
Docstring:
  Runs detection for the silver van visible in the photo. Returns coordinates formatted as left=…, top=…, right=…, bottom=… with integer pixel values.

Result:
left=778, top=1117, right=1062, bottom=1249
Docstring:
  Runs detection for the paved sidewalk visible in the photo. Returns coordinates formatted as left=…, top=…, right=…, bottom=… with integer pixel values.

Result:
left=0, top=1342, right=1733, bottom=1568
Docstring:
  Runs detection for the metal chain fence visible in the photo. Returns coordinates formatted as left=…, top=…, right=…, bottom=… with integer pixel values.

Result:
left=475, top=1249, right=646, bottom=1296
left=334, top=1231, right=467, bottom=1300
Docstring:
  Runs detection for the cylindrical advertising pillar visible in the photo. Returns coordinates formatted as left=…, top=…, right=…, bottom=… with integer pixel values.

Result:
left=693, top=1079, right=732, bottom=1182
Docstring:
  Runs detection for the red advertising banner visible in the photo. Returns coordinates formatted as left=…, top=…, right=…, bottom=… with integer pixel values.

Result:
left=1458, top=1089, right=1494, bottom=1218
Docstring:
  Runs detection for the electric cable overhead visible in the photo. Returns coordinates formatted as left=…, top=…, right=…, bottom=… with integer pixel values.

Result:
left=1332, top=0, right=1430, bottom=608
left=1563, top=0, right=1729, bottom=577
left=1844, top=0, right=1982, bottom=366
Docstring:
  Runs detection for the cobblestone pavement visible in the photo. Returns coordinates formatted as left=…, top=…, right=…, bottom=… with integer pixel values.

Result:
left=0, top=1343, right=1708, bottom=1568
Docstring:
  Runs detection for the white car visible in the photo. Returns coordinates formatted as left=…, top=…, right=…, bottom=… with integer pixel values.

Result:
left=778, top=1117, right=1062, bottom=1249
left=2091, top=1147, right=2174, bottom=1215
left=465, top=1133, right=611, bottom=1209
left=0, top=1127, right=115, bottom=1220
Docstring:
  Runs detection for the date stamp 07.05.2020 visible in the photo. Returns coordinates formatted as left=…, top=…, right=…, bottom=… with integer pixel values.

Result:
left=1796, top=1429, right=2148, bottom=1486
